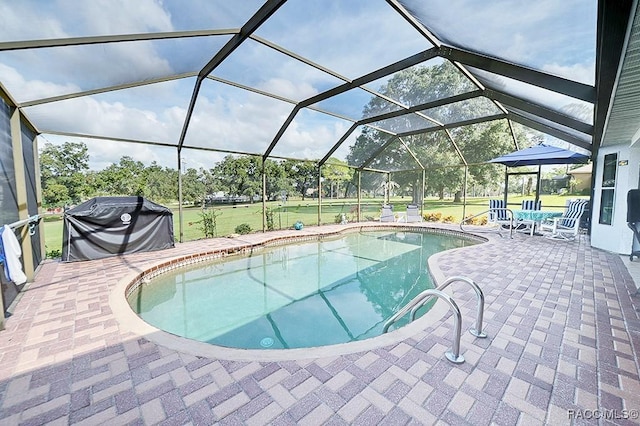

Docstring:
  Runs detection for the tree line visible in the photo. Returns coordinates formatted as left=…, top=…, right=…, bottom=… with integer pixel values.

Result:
left=39, top=141, right=355, bottom=208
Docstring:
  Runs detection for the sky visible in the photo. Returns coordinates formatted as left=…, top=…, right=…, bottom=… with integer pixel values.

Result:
left=0, top=0, right=597, bottom=171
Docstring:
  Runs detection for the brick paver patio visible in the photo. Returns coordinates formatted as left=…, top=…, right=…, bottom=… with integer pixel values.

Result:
left=1, top=223, right=639, bottom=425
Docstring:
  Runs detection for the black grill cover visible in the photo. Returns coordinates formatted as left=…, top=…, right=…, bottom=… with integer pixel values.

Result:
left=628, top=190, right=640, bottom=223
left=62, top=196, right=174, bottom=262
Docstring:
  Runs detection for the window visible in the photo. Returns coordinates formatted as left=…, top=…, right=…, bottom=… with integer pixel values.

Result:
left=599, top=153, right=617, bottom=225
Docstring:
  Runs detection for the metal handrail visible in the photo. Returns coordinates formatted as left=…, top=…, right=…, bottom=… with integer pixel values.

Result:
left=5, top=214, right=40, bottom=235
left=382, top=288, right=465, bottom=364
left=411, top=276, right=487, bottom=338
left=383, top=288, right=434, bottom=333
left=460, top=208, right=514, bottom=238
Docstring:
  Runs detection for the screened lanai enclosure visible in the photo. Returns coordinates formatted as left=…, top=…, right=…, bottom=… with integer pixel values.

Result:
left=0, top=1, right=634, bottom=271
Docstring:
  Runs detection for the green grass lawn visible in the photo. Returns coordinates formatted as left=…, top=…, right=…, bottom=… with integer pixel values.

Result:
left=43, top=194, right=586, bottom=257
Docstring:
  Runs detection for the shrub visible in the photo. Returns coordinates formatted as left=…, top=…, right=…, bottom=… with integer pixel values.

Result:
left=463, top=215, right=488, bottom=226
left=46, top=248, right=62, bottom=259
left=442, top=215, right=456, bottom=223
left=235, top=223, right=252, bottom=235
left=265, top=207, right=275, bottom=231
left=463, top=215, right=476, bottom=225
left=423, top=212, right=442, bottom=222
left=194, top=208, right=221, bottom=238
left=348, top=205, right=358, bottom=222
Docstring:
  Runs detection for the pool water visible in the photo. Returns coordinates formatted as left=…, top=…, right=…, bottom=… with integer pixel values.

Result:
left=128, top=231, right=476, bottom=349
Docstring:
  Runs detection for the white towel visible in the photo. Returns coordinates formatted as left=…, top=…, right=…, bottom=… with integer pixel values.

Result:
left=1, top=225, right=27, bottom=285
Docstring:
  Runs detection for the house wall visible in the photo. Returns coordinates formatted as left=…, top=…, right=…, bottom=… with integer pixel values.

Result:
left=591, top=143, right=640, bottom=254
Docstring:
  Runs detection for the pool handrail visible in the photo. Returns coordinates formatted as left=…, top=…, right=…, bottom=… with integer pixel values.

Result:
left=382, top=288, right=465, bottom=364
left=460, top=208, right=514, bottom=238
left=410, top=276, right=487, bottom=338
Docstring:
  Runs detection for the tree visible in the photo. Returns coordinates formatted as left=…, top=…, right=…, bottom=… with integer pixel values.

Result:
left=283, top=160, right=318, bottom=200
left=200, top=168, right=217, bottom=200
left=348, top=62, right=520, bottom=202
left=181, top=168, right=206, bottom=205
left=212, top=155, right=262, bottom=202
left=42, top=183, right=69, bottom=207
left=346, top=127, right=389, bottom=196
left=144, top=162, right=178, bottom=202
left=84, top=170, right=106, bottom=197
left=401, top=133, right=464, bottom=201
left=264, top=159, right=292, bottom=201
left=322, top=158, right=353, bottom=198
left=86, top=158, right=178, bottom=203
left=39, top=141, right=89, bottom=206
left=95, top=156, right=147, bottom=196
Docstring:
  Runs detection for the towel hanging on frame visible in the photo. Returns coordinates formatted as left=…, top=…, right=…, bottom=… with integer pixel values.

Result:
left=1, top=225, right=27, bottom=285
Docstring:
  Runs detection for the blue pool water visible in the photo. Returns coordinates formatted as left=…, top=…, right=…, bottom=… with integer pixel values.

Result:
left=127, top=231, right=477, bottom=349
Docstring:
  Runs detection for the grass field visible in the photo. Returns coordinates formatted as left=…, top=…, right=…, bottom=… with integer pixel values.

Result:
left=43, top=194, right=585, bottom=257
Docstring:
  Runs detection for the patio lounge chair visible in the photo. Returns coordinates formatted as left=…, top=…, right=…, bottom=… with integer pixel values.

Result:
left=488, top=199, right=512, bottom=229
left=405, top=204, right=422, bottom=223
left=540, top=199, right=588, bottom=240
left=380, top=204, right=395, bottom=222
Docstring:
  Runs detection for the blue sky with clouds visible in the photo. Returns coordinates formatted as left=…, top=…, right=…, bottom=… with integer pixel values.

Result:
left=0, top=0, right=596, bottom=170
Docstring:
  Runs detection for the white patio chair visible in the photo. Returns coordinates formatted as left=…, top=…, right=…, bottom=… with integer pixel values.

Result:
left=521, top=199, right=542, bottom=211
left=488, top=199, right=512, bottom=228
left=516, top=199, right=542, bottom=233
left=405, top=204, right=422, bottom=223
left=540, top=199, right=588, bottom=240
left=380, top=204, right=395, bottom=222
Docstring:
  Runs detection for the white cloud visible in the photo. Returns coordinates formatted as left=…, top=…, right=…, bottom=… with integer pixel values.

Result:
left=256, top=78, right=319, bottom=101
left=26, top=96, right=178, bottom=143
left=399, top=0, right=596, bottom=83
left=185, top=89, right=294, bottom=154
left=68, top=0, right=174, bottom=34
left=0, top=3, right=68, bottom=40
left=0, top=0, right=174, bottom=41
left=0, top=1, right=178, bottom=102
left=276, top=117, right=353, bottom=160
left=256, top=0, right=430, bottom=79
left=21, top=67, right=353, bottom=171
left=0, top=63, right=80, bottom=101
left=542, top=63, right=595, bottom=86
left=2, top=42, right=175, bottom=103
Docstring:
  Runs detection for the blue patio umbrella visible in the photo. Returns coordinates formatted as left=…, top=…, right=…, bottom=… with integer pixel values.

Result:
left=488, top=144, right=591, bottom=208
left=488, top=144, right=590, bottom=167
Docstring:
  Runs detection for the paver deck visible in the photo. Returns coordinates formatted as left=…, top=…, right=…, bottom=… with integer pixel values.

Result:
left=1, top=223, right=639, bottom=425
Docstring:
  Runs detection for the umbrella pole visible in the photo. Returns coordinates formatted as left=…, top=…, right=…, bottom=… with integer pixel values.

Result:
left=503, top=166, right=508, bottom=206
left=535, top=165, right=542, bottom=206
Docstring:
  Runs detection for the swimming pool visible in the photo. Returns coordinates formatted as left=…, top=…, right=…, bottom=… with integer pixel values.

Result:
left=127, top=230, right=477, bottom=350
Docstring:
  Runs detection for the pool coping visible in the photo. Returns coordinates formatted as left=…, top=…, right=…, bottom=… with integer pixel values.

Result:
left=109, top=223, right=488, bottom=362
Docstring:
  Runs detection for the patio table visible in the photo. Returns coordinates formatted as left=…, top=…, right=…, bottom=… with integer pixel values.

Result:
left=513, top=210, right=563, bottom=236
